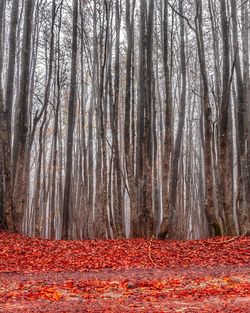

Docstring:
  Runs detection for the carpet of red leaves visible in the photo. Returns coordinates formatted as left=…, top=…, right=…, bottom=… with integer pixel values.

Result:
left=0, top=231, right=249, bottom=312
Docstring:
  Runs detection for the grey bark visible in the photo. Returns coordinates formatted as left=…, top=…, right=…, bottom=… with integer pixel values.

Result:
left=62, top=0, right=78, bottom=240
left=13, top=0, right=34, bottom=233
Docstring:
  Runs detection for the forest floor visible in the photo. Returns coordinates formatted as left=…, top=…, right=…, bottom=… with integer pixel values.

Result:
left=0, top=232, right=249, bottom=312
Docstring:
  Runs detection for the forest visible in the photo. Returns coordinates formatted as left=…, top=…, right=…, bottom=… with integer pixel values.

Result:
left=0, top=0, right=250, bottom=241
left=0, top=1, right=250, bottom=312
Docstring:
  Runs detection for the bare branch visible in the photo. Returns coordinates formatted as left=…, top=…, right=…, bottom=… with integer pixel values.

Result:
left=167, top=0, right=195, bottom=32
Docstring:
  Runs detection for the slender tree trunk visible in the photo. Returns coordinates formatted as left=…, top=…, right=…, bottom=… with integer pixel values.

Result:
left=33, top=0, right=56, bottom=237
left=159, top=0, right=173, bottom=238
left=79, top=8, right=88, bottom=238
left=62, top=0, right=78, bottom=240
left=219, top=0, right=236, bottom=235
left=13, top=0, right=34, bottom=233
left=242, top=2, right=250, bottom=228
left=112, top=0, right=123, bottom=237
left=166, top=0, right=187, bottom=239
left=0, top=0, right=6, bottom=230
left=50, top=4, right=63, bottom=239
left=137, top=0, right=155, bottom=238
left=4, top=0, right=19, bottom=230
left=95, top=1, right=109, bottom=238
left=195, top=0, right=222, bottom=236
left=124, top=0, right=138, bottom=237
left=231, top=0, right=249, bottom=233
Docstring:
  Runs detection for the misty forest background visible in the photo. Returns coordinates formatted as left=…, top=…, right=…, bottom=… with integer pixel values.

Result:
left=0, top=0, right=249, bottom=240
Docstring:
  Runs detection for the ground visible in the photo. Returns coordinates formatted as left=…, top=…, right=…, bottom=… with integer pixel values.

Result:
left=0, top=232, right=249, bottom=312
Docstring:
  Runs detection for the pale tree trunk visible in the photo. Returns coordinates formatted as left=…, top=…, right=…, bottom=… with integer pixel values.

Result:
left=107, top=33, right=116, bottom=237
left=86, top=0, right=98, bottom=239
left=208, top=0, right=221, bottom=103
left=33, top=0, right=56, bottom=238
left=58, top=112, right=64, bottom=238
left=167, top=0, right=187, bottom=239
left=87, top=107, right=94, bottom=239
left=231, top=0, right=249, bottom=233
left=50, top=4, right=63, bottom=239
left=79, top=7, right=88, bottom=238
left=159, top=0, right=172, bottom=238
left=23, top=1, right=42, bottom=236
left=124, top=0, right=138, bottom=237
left=242, top=2, right=250, bottom=228
left=208, top=0, right=222, bottom=222
left=152, top=73, right=160, bottom=234
left=93, top=0, right=103, bottom=238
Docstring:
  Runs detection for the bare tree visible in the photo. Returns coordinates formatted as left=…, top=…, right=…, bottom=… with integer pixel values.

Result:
left=13, top=0, right=35, bottom=233
left=62, top=0, right=78, bottom=240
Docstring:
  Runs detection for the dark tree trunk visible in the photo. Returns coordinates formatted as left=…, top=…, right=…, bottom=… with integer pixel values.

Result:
left=4, top=0, right=19, bottom=230
left=62, top=0, right=78, bottom=240
left=13, top=0, right=34, bottom=233
left=0, top=0, right=6, bottom=230
left=166, top=0, right=187, bottom=239
left=112, top=0, right=123, bottom=237
left=219, top=0, right=236, bottom=235
left=137, top=0, right=155, bottom=238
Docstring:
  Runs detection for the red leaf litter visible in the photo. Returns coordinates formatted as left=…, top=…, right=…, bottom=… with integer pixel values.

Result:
left=0, top=231, right=249, bottom=312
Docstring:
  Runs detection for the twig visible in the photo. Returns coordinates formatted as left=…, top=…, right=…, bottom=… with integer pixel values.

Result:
left=229, top=0, right=249, bottom=22
left=148, top=236, right=162, bottom=269
left=203, top=227, right=248, bottom=245
left=106, top=138, right=131, bottom=198
left=167, top=0, right=195, bottom=32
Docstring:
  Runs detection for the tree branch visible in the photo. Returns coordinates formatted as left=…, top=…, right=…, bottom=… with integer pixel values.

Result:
left=167, top=0, right=195, bottom=32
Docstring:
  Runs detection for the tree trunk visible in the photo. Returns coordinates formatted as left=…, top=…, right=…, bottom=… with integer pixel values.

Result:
left=62, top=0, right=78, bottom=240
left=219, top=0, right=236, bottom=235
left=0, top=0, right=6, bottom=230
left=166, top=0, right=187, bottom=239
left=159, top=0, right=173, bottom=238
left=137, top=0, right=155, bottom=238
left=231, top=0, right=249, bottom=233
left=124, top=0, right=138, bottom=237
left=195, top=0, right=222, bottom=236
left=111, top=0, right=124, bottom=237
left=13, top=0, right=34, bottom=233
left=4, top=0, right=19, bottom=230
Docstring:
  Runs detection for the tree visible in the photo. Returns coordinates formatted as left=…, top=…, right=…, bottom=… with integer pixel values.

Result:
left=34, top=0, right=56, bottom=237
left=160, top=0, right=187, bottom=239
left=13, top=0, right=35, bottom=233
left=124, top=0, right=137, bottom=237
left=195, top=0, right=222, bottom=236
left=137, top=0, right=156, bottom=238
left=231, top=0, right=249, bottom=234
left=159, top=0, right=173, bottom=239
left=0, top=0, right=6, bottom=230
left=1, top=0, right=249, bottom=240
left=62, top=0, right=78, bottom=240
left=219, top=0, right=236, bottom=235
